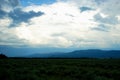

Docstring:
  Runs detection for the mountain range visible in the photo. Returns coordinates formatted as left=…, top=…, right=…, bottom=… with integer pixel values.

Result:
left=28, top=49, right=120, bottom=58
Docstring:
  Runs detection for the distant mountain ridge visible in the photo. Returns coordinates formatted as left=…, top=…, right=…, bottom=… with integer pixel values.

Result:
left=28, top=49, right=120, bottom=58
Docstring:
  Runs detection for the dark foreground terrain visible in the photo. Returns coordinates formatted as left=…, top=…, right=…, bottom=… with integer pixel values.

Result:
left=0, top=58, right=120, bottom=80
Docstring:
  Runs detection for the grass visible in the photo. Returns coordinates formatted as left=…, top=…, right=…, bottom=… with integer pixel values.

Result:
left=0, top=58, right=120, bottom=80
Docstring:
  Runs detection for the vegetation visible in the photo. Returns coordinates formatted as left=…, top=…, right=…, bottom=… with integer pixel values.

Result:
left=0, top=58, right=120, bottom=80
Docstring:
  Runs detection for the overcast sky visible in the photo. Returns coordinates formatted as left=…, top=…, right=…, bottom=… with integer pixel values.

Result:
left=0, top=0, right=120, bottom=56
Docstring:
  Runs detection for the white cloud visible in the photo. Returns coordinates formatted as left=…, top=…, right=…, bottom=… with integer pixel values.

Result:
left=15, top=2, right=100, bottom=48
left=58, top=0, right=97, bottom=8
left=0, top=17, right=12, bottom=27
left=117, top=15, right=120, bottom=21
left=0, top=18, right=27, bottom=46
left=99, top=0, right=120, bottom=16
left=0, top=18, right=16, bottom=45
left=0, top=0, right=120, bottom=49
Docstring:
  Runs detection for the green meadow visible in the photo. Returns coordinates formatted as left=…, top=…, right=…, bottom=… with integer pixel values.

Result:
left=0, top=58, right=120, bottom=80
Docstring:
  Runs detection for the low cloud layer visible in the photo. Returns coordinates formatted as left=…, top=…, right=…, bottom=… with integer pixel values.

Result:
left=0, top=0, right=120, bottom=49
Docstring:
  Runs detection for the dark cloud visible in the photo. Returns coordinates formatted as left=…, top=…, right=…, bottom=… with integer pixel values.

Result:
left=9, top=8, right=44, bottom=24
left=94, top=13, right=119, bottom=25
left=0, top=10, right=7, bottom=18
left=91, top=24, right=110, bottom=32
left=80, top=6, right=93, bottom=12
left=0, top=0, right=44, bottom=27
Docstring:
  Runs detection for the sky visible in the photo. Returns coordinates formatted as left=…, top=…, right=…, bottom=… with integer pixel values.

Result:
left=0, top=0, right=120, bottom=56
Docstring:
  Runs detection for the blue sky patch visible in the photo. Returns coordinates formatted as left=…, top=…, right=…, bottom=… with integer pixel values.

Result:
left=20, top=0, right=57, bottom=6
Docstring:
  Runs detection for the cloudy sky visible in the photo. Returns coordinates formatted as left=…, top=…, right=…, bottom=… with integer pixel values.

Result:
left=0, top=0, right=120, bottom=56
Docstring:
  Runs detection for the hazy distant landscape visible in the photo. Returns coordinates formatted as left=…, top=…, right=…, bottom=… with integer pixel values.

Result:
left=28, top=50, right=120, bottom=58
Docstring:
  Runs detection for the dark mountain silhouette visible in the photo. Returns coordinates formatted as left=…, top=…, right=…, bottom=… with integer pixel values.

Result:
left=28, top=49, right=120, bottom=58
left=0, top=54, right=8, bottom=58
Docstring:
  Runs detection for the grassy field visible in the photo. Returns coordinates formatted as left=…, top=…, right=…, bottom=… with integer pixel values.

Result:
left=0, top=58, right=120, bottom=80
